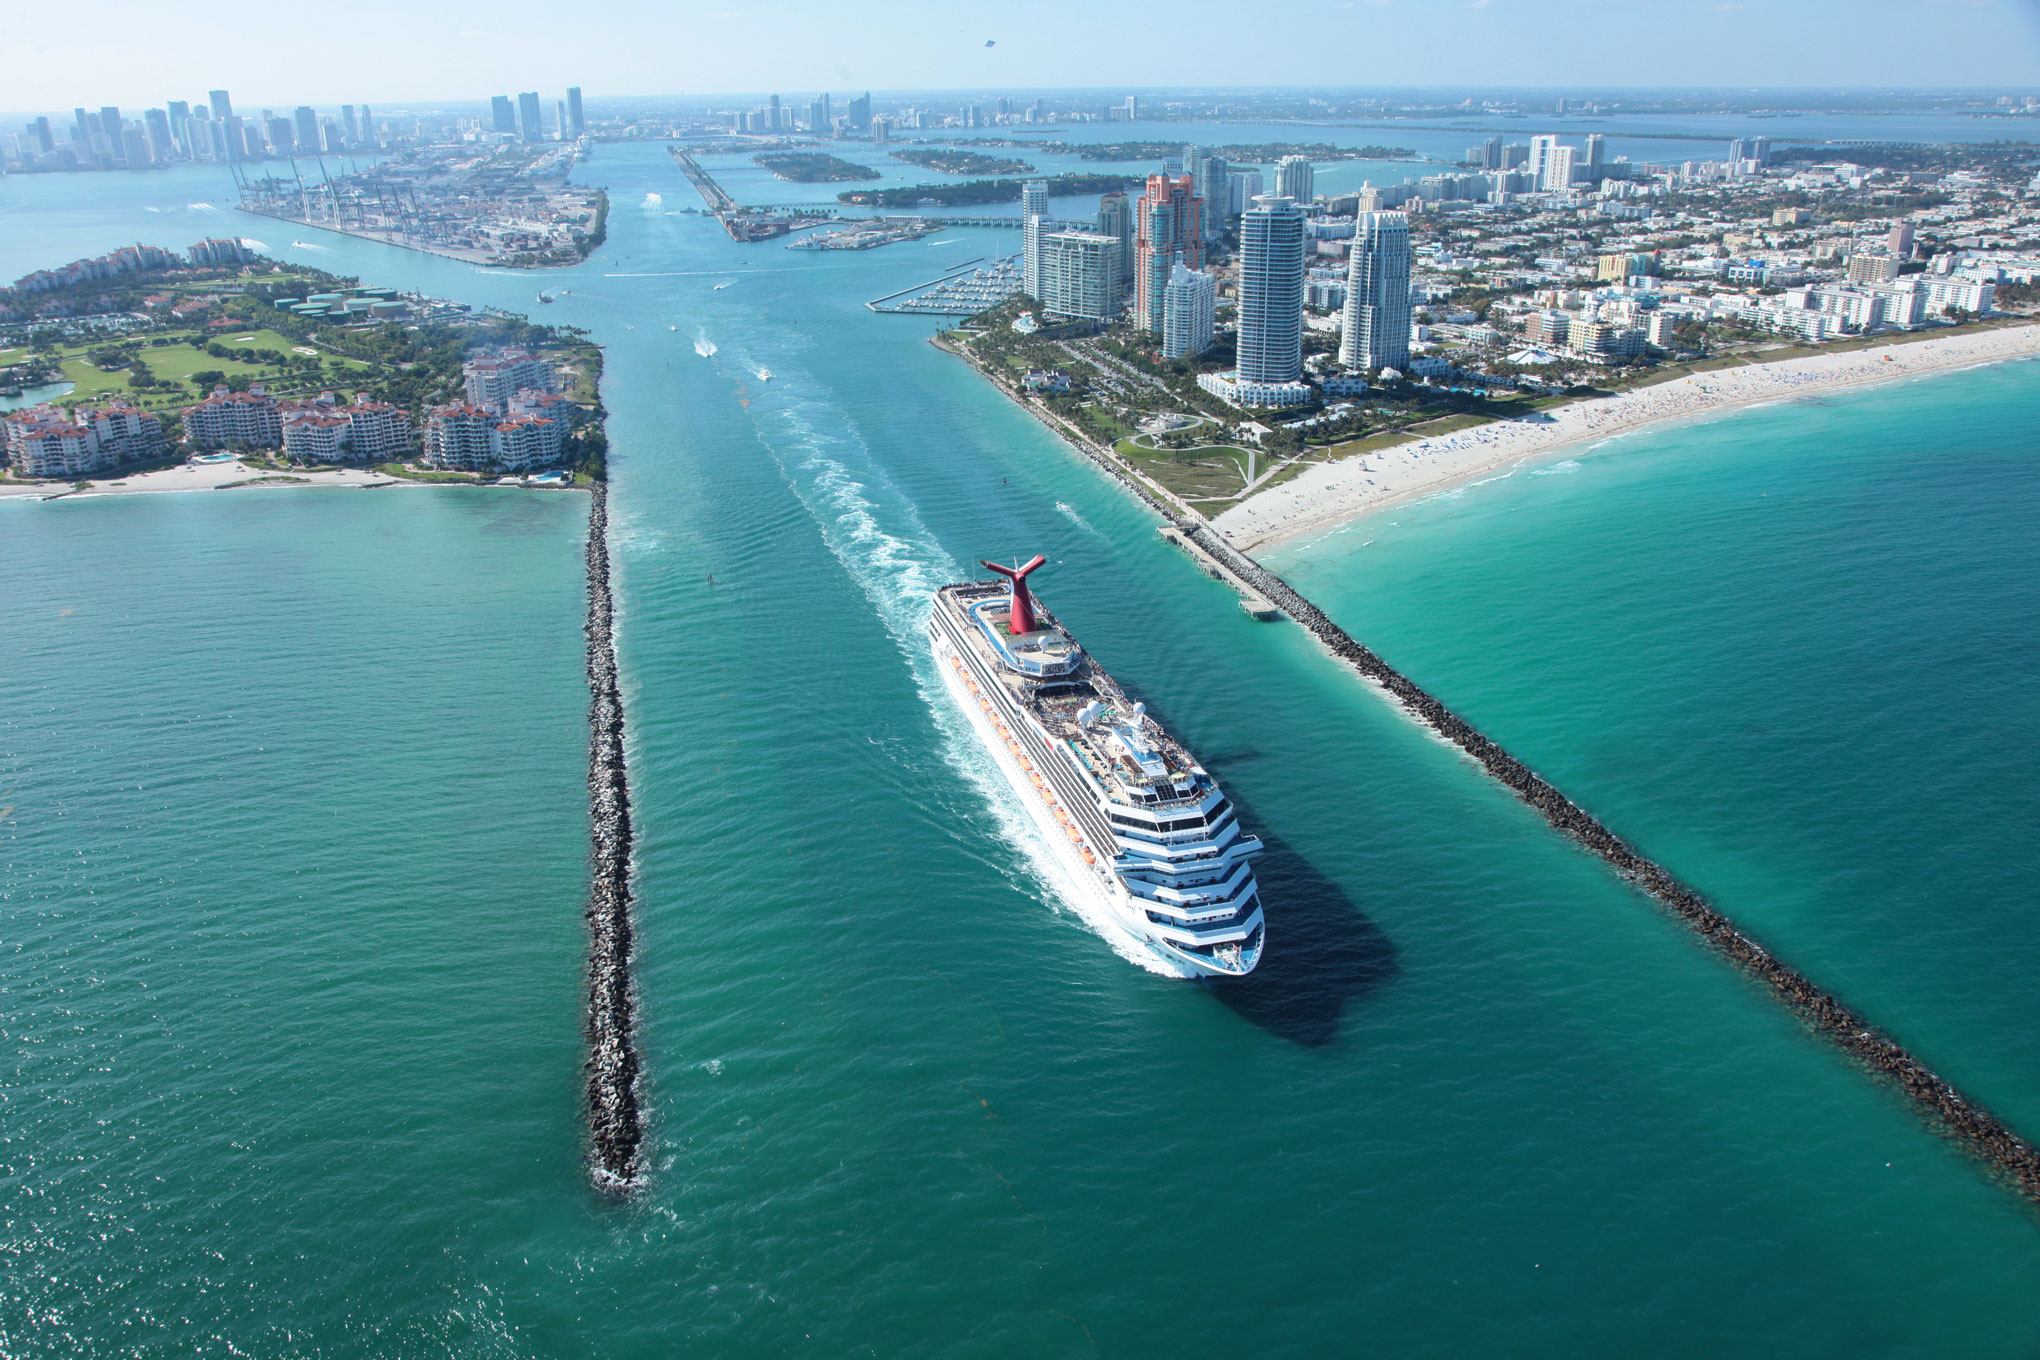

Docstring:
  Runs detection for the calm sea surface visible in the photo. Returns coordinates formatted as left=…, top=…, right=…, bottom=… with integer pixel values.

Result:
left=3, top=144, right=2039, bottom=1357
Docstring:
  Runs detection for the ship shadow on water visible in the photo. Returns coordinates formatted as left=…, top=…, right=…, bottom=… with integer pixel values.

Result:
left=1200, top=769, right=1399, bottom=1046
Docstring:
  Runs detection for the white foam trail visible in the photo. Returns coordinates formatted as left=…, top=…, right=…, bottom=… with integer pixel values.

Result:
left=1529, top=459, right=1582, bottom=476
left=642, top=192, right=663, bottom=208
left=693, top=329, right=717, bottom=358
left=1054, top=500, right=1099, bottom=535
left=240, top=238, right=269, bottom=252
left=290, top=240, right=332, bottom=251
left=751, top=389, right=1180, bottom=977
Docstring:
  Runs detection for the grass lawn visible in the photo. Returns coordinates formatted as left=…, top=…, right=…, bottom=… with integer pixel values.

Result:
left=47, top=327, right=375, bottom=411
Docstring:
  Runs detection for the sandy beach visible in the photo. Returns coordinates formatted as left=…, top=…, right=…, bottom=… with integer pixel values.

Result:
left=0, top=457, right=408, bottom=499
left=1214, top=323, right=2040, bottom=552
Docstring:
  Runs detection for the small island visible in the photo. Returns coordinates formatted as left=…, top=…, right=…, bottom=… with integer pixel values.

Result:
left=1, top=243, right=605, bottom=492
left=839, top=172, right=1141, bottom=209
left=754, top=151, right=880, bottom=182
left=890, top=147, right=1034, bottom=176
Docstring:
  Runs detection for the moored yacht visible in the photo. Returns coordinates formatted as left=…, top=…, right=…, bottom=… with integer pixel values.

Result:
left=930, top=556, right=1266, bottom=976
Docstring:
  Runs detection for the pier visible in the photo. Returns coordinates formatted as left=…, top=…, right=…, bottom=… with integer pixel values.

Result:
left=582, top=483, right=643, bottom=1192
left=1158, top=525, right=1281, bottom=619
left=870, top=255, right=1023, bottom=315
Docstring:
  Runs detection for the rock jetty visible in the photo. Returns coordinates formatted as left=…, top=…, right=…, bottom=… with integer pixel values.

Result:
left=583, top=483, right=643, bottom=1192
left=1180, top=521, right=2040, bottom=1208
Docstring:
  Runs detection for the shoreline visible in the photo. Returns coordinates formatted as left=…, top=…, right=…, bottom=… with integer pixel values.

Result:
left=1215, top=323, right=2040, bottom=553
left=1, top=458, right=584, bottom=500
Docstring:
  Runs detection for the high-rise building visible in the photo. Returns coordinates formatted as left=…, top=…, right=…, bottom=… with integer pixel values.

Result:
left=1161, top=262, right=1216, bottom=359
left=1274, top=155, right=1314, bottom=205
left=1483, top=134, right=1504, bottom=169
left=1227, top=168, right=1262, bottom=217
left=1235, top=194, right=1306, bottom=384
left=144, top=108, right=174, bottom=164
left=556, top=100, right=569, bottom=139
left=517, top=92, right=543, bottom=144
left=848, top=92, right=872, bottom=132
left=1040, top=231, right=1121, bottom=321
left=208, top=90, right=233, bottom=121
left=31, top=116, right=54, bottom=154
left=1021, top=179, right=1050, bottom=298
left=1338, top=211, right=1411, bottom=372
left=1094, top=191, right=1133, bottom=303
left=1542, top=144, right=1576, bottom=192
left=1192, top=153, right=1229, bottom=237
left=341, top=105, right=359, bottom=143
left=768, top=94, right=781, bottom=132
left=1528, top=134, right=1559, bottom=182
left=1132, top=174, right=1203, bottom=333
left=567, top=87, right=586, bottom=137
left=1584, top=133, right=1605, bottom=175
left=294, top=107, right=319, bottom=152
left=809, top=94, right=829, bottom=132
left=266, top=114, right=295, bottom=154
left=1889, top=221, right=1916, bottom=260
left=491, top=95, right=516, bottom=134
left=1124, top=94, right=1138, bottom=122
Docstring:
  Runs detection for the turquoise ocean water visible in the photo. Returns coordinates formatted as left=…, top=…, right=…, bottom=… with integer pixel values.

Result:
left=4, top=148, right=2040, bottom=1356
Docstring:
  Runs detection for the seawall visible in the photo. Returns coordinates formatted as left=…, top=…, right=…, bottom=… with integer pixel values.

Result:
left=582, top=482, right=643, bottom=1192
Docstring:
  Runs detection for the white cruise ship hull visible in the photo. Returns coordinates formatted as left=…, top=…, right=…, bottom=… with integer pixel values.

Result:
left=930, top=624, right=1257, bottom=979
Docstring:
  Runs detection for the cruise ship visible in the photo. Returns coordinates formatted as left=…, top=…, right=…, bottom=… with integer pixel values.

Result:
left=930, top=556, right=1266, bottom=976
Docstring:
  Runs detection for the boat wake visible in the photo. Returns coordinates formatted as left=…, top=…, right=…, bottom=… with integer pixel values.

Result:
left=642, top=192, right=662, bottom=208
left=290, top=239, right=331, bottom=251
left=1054, top=501, right=1099, bottom=535
left=693, top=329, right=718, bottom=358
left=750, top=392, right=1179, bottom=976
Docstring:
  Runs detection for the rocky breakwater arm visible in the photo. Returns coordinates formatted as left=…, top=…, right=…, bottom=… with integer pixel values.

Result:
left=1179, top=521, right=2040, bottom=1209
left=583, top=483, right=643, bottom=1192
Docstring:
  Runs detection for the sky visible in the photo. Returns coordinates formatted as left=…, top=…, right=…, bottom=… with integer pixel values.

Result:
left=3, top=0, right=2039, bottom=112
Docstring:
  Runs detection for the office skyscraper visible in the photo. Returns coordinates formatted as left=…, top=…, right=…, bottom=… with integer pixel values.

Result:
left=1274, top=155, right=1314, bottom=205
left=518, top=92, right=543, bottom=143
left=556, top=100, right=569, bottom=139
left=1236, top=195, right=1305, bottom=384
left=491, top=95, right=516, bottom=134
left=848, top=92, right=871, bottom=132
left=1161, top=263, right=1216, bottom=359
left=567, top=87, right=586, bottom=136
left=1338, top=211, right=1411, bottom=372
left=294, top=107, right=319, bottom=152
left=208, top=90, right=233, bottom=120
left=1021, top=179, right=1050, bottom=298
left=1132, top=174, right=1202, bottom=333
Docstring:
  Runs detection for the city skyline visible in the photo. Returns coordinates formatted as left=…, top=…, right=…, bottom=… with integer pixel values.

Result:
left=5, top=0, right=2040, bottom=110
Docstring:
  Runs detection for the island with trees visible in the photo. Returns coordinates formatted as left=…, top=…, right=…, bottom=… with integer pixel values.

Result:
left=838, top=173, right=1141, bottom=209
left=890, top=147, right=1034, bottom=176
left=754, top=151, right=880, bottom=182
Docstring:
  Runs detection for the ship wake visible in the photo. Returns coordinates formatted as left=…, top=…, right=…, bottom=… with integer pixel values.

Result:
left=747, top=389, right=1182, bottom=975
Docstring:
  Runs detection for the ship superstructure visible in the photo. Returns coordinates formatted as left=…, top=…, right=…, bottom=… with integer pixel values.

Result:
left=930, top=556, right=1266, bottom=976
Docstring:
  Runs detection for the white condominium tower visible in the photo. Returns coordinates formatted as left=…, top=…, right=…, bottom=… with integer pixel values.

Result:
left=1339, top=211, right=1411, bottom=372
left=1040, top=231, right=1121, bottom=322
left=1021, top=179, right=1050, bottom=298
left=1161, top=263, right=1215, bottom=359
left=1235, top=194, right=1306, bottom=384
left=1274, top=154, right=1314, bottom=205
left=1528, top=134, right=1559, bottom=182
left=1542, top=144, right=1576, bottom=192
